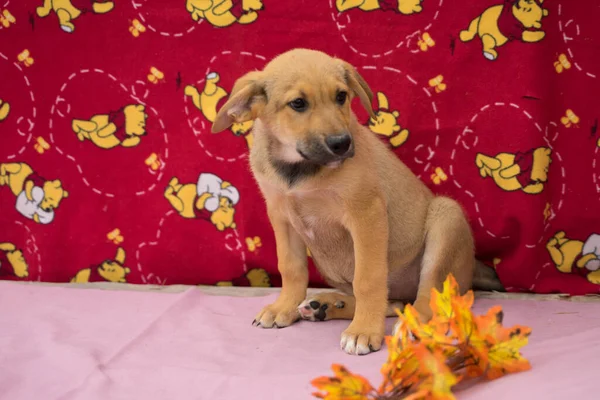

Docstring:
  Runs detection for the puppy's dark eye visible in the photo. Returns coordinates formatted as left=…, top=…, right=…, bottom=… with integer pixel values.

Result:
left=289, top=98, right=308, bottom=112
left=336, top=91, right=347, bottom=105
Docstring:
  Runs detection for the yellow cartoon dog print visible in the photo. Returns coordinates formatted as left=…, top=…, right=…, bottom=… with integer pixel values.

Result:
left=71, top=104, right=148, bottom=149
left=547, top=232, right=600, bottom=285
left=475, top=147, right=551, bottom=194
left=36, top=0, right=114, bottom=33
left=336, top=0, right=423, bottom=15
left=71, top=247, right=131, bottom=283
left=186, top=0, right=263, bottom=27
left=164, top=172, right=240, bottom=231
left=0, top=242, right=29, bottom=278
left=460, top=0, right=548, bottom=61
left=368, top=92, right=409, bottom=148
left=185, top=72, right=254, bottom=148
left=0, top=99, right=9, bottom=121
left=0, top=162, right=68, bottom=224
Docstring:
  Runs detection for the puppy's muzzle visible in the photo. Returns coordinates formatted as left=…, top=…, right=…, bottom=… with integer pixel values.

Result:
left=325, top=133, right=352, bottom=157
left=297, top=133, right=354, bottom=166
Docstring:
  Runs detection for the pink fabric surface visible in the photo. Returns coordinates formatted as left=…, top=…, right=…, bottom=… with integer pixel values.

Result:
left=1, top=283, right=599, bottom=400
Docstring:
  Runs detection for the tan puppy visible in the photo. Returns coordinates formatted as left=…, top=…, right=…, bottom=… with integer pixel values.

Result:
left=212, top=49, right=502, bottom=355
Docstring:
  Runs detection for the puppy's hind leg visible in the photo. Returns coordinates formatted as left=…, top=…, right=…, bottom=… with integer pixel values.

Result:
left=412, top=197, right=475, bottom=321
left=298, top=291, right=403, bottom=322
left=473, top=260, right=504, bottom=292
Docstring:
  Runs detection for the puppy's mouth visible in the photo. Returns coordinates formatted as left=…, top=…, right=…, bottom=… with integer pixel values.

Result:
left=296, top=138, right=354, bottom=167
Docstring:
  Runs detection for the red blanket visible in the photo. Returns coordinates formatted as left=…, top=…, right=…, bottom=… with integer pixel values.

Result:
left=1, top=0, right=599, bottom=295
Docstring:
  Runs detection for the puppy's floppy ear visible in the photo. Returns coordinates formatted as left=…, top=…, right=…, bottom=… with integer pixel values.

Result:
left=340, top=61, right=376, bottom=119
left=212, top=70, right=266, bottom=133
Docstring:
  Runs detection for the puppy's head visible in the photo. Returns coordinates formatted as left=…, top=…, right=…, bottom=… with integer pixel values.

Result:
left=212, top=49, right=375, bottom=166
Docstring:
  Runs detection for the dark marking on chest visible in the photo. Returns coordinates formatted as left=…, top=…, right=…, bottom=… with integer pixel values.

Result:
left=270, top=158, right=321, bottom=187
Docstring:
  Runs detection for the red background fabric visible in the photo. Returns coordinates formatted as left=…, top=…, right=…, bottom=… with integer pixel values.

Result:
left=1, top=0, right=599, bottom=295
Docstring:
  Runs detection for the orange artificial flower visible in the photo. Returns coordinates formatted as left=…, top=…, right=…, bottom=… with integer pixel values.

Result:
left=311, top=274, right=533, bottom=400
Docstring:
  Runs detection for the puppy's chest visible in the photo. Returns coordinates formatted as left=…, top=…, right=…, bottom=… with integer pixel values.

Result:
left=285, top=196, right=349, bottom=246
left=285, top=196, right=355, bottom=284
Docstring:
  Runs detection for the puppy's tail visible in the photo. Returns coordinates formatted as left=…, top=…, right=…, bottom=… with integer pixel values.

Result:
left=472, top=260, right=505, bottom=292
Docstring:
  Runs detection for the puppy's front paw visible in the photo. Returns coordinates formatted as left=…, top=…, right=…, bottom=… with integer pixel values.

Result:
left=392, top=319, right=415, bottom=340
left=253, top=303, right=300, bottom=329
left=412, top=298, right=433, bottom=323
left=340, top=322, right=384, bottom=356
left=392, top=319, right=403, bottom=337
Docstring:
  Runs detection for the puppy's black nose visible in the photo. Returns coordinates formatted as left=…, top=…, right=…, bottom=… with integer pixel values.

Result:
left=325, top=134, right=352, bottom=156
